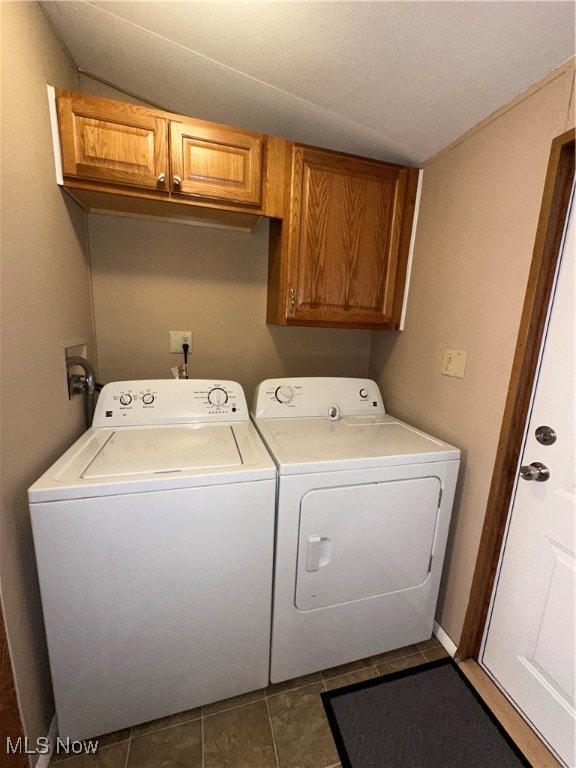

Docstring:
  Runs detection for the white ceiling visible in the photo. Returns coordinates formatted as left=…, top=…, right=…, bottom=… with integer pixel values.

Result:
left=42, top=1, right=575, bottom=165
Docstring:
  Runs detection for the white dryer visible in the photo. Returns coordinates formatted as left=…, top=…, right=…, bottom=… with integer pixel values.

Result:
left=29, top=380, right=276, bottom=740
left=251, top=377, right=460, bottom=683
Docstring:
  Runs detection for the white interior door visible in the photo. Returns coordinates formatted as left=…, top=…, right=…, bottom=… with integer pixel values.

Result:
left=481, top=187, right=575, bottom=767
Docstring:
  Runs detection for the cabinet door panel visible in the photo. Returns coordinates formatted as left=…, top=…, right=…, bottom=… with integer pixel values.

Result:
left=57, top=91, right=168, bottom=191
left=298, top=164, right=398, bottom=312
left=282, top=146, right=416, bottom=329
left=170, top=121, right=263, bottom=205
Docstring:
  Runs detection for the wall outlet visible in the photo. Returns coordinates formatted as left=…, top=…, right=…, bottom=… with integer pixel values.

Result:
left=169, top=331, right=192, bottom=354
left=442, top=348, right=467, bottom=378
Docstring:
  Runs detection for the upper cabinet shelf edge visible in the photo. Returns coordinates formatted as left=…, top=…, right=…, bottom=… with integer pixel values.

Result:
left=54, top=89, right=286, bottom=222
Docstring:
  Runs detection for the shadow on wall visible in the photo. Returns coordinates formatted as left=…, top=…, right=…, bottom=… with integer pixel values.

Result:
left=266, top=324, right=373, bottom=377
left=368, top=329, right=401, bottom=381
left=87, top=214, right=375, bottom=397
left=434, top=446, right=469, bottom=634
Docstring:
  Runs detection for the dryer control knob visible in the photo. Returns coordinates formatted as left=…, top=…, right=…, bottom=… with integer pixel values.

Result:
left=275, top=386, right=294, bottom=404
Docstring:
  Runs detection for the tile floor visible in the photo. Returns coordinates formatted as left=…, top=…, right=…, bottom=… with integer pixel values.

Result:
left=50, top=637, right=449, bottom=768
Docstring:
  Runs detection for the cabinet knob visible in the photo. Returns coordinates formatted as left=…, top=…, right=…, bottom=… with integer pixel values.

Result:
left=157, top=172, right=166, bottom=183
left=173, top=175, right=182, bottom=186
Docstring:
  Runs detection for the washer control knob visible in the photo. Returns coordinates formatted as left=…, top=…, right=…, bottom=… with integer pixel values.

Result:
left=119, top=394, right=132, bottom=406
left=275, top=386, right=294, bottom=404
left=208, top=387, right=228, bottom=407
left=142, top=393, right=155, bottom=405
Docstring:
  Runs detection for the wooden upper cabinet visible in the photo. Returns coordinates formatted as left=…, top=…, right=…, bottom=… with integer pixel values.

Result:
left=54, top=90, right=417, bottom=330
left=54, top=90, right=278, bottom=222
left=170, top=121, right=263, bottom=205
left=57, top=90, right=169, bottom=191
left=267, top=145, right=419, bottom=330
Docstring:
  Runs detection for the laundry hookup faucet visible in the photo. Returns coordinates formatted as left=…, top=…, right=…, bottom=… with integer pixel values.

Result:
left=66, top=356, right=96, bottom=429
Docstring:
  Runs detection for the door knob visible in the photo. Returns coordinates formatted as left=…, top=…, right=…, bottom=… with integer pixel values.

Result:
left=520, top=462, right=550, bottom=482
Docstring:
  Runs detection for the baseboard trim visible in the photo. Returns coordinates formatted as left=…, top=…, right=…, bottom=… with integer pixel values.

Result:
left=458, top=660, right=563, bottom=768
left=433, top=620, right=457, bottom=657
left=34, top=715, right=57, bottom=768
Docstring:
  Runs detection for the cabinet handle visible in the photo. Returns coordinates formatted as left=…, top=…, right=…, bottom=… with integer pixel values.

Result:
left=173, top=175, right=182, bottom=186
left=157, top=172, right=166, bottom=183
left=289, top=287, right=296, bottom=314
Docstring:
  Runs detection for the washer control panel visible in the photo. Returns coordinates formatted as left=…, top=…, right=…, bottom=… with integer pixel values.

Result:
left=93, top=380, right=248, bottom=427
left=252, top=378, right=385, bottom=418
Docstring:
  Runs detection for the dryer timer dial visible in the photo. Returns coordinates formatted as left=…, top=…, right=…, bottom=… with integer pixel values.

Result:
left=275, top=386, right=294, bottom=404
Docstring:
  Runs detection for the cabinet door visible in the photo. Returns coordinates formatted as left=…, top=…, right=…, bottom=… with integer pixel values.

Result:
left=170, top=121, right=263, bottom=206
left=57, top=91, right=169, bottom=191
left=284, top=146, right=418, bottom=329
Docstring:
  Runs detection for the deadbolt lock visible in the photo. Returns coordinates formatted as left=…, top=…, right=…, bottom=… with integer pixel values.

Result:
left=535, top=426, right=557, bottom=446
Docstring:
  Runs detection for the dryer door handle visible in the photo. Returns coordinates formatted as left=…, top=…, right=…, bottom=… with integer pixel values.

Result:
left=305, top=536, right=332, bottom=571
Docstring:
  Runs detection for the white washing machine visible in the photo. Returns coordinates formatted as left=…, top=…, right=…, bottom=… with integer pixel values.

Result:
left=29, top=379, right=276, bottom=740
left=251, top=377, right=460, bottom=683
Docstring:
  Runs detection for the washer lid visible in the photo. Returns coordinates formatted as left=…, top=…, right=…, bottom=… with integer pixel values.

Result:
left=28, top=421, right=275, bottom=502
left=253, top=414, right=460, bottom=474
left=83, top=426, right=242, bottom=478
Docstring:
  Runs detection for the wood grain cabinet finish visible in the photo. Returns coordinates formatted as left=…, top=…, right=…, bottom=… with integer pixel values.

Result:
left=57, top=90, right=169, bottom=191
left=55, top=90, right=281, bottom=223
left=54, top=91, right=418, bottom=330
left=170, top=120, right=263, bottom=205
left=267, top=145, right=419, bottom=329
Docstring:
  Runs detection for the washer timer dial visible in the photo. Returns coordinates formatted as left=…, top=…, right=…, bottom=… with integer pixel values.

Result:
left=207, top=387, right=228, bottom=407
left=119, top=394, right=132, bottom=406
left=142, top=393, right=155, bottom=405
left=275, top=385, right=294, bottom=404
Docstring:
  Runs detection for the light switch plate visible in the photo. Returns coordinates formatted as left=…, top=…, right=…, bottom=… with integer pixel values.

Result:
left=442, top=349, right=467, bottom=378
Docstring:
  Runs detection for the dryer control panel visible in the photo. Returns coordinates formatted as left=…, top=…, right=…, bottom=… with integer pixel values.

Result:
left=251, top=378, right=385, bottom=418
left=93, top=380, right=249, bottom=426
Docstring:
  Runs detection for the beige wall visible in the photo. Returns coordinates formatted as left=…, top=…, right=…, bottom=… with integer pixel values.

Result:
left=369, top=62, right=575, bottom=646
left=0, top=1, right=93, bottom=750
left=89, top=215, right=372, bottom=400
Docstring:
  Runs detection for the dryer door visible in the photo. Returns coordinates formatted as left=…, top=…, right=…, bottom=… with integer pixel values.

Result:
left=295, top=477, right=441, bottom=611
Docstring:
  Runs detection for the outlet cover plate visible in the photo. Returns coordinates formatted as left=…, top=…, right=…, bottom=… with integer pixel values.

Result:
left=169, top=331, right=192, bottom=354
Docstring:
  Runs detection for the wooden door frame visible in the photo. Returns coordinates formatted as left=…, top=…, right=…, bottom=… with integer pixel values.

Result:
left=1, top=597, right=28, bottom=768
left=457, top=128, right=575, bottom=661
